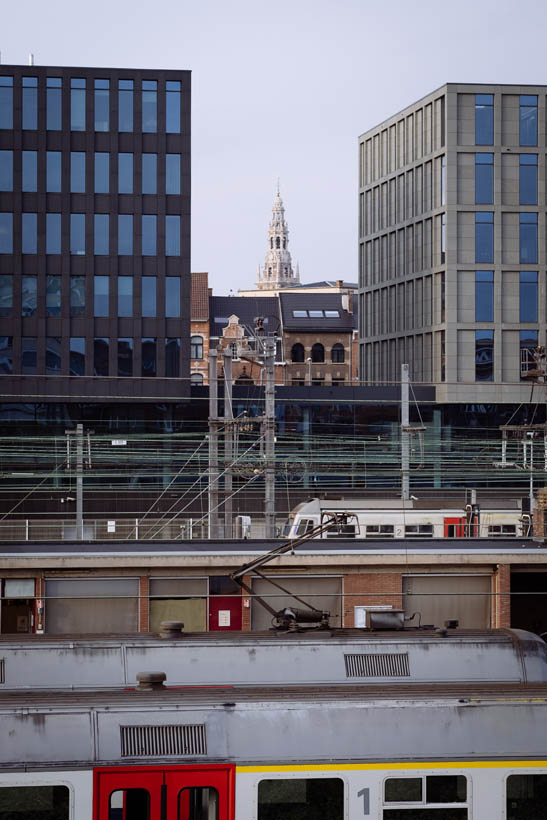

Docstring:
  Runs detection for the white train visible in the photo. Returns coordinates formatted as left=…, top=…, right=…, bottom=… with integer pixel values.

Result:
left=283, top=497, right=531, bottom=539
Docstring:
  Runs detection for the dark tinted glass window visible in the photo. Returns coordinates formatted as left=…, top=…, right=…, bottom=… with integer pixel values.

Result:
left=46, top=337, right=61, bottom=375
left=94, top=78, right=109, bottom=131
left=118, top=79, right=133, bottom=132
left=520, top=154, right=537, bottom=205
left=70, top=213, right=86, bottom=255
left=22, top=76, right=38, bottom=130
left=142, top=153, right=157, bottom=194
left=46, top=77, right=62, bottom=130
left=70, top=78, right=86, bottom=131
left=142, top=80, right=157, bottom=133
left=520, top=94, right=538, bottom=146
left=383, top=811, right=467, bottom=819
left=166, top=80, right=181, bottom=133
left=166, top=154, right=181, bottom=194
left=520, top=271, right=538, bottom=322
left=0, top=336, right=13, bottom=373
left=475, top=212, right=493, bottom=263
left=520, top=213, right=537, bottom=263
left=475, top=93, right=493, bottom=145
left=141, top=337, right=157, bottom=376
left=22, top=150, right=37, bottom=191
left=165, top=337, right=180, bottom=377
left=21, top=336, right=37, bottom=374
left=118, top=338, right=133, bottom=376
left=142, top=215, right=157, bottom=255
left=94, top=275, right=109, bottom=317
left=94, top=337, right=109, bottom=376
left=475, top=270, right=493, bottom=322
left=165, top=277, right=180, bottom=317
left=109, top=788, right=149, bottom=820
left=22, top=213, right=37, bottom=254
left=520, top=329, right=538, bottom=381
left=118, top=152, right=133, bottom=193
left=165, top=215, right=180, bottom=256
left=22, top=276, right=37, bottom=316
left=426, top=775, right=466, bottom=803
left=142, top=276, right=156, bottom=317
left=0, top=213, right=13, bottom=253
left=46, top=275, right=61, bottom=316
left=118, top=276, right=133, bottom=317
left=475, top=152, right=493, bottom=204
left=0, top=150, right=13, bottom=190
left=94, top=214, right=109, bottom=255
left=46, top=151, right=62, bottom=192
left=70, top=276, right=85, bottom=316
left=94, top=152, right=109, bottom=193
left=506, top=774, right=547, bottom=819
left=118, top=214, right=133, bottom=255
left=258, top=778, right=344, bottom=820
left=476, top=329, right=494, bottom=381
left=70, top=152, right=86, bottom=193
left=0, top=76, right=14, bottom=129
left=385, top=778, right=422, bottom=802
left=46, top=213, right=61, bottom=255
left=0, top=274, right=12, bottom=316
left=70, top=337, right=85, bottom=375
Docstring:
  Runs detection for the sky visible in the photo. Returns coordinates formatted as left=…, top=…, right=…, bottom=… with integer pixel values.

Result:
left=4, top=0, right=547, bottom=293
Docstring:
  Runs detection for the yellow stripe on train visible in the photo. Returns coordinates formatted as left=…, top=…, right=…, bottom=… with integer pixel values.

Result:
left=237, top=760, right=547, bottom=773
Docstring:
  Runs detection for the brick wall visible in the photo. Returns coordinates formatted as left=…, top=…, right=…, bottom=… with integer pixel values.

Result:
left=241, top=575, right=252, bottom=631
left=491, top=564, right=511, bottom=628
left=343, top=572, right=403, bottom=627
left=138, top=576, right=149, bottom=632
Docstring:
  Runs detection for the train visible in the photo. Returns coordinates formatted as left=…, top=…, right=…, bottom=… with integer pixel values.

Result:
left=0, top=626, right=546, bottom=818
left=282, top=496, right=532, bottom=539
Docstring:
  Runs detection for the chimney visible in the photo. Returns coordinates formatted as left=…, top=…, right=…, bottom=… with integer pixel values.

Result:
left=336, top=279, right=343, bottom=288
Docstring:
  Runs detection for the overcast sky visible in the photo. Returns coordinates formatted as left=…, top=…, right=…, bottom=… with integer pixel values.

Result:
left=4, top=0, right=547, bottom=292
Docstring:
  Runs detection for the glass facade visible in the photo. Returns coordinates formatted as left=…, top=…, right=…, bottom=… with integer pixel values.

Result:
left=94, top=79, right=109, bottom=131
left=166, top=81, right=181, bottom=133
left=0, top=336, right=13, bottom=373
left=142, top=276, right=156, bottom=317
left=46, top=275, right=61, bottom=316
left=22, top=150, right=37, bottom=192
left=70, top=152, right=86, bottom=193
left=94, top=214, right=109, bottom=255
left=142, top=153, right=157, bottom=194
left=165, top=277, right=180, bottom=317
left=70, top=213, right=86, bottom=255
left=118, top=338, right=133, bottom=376
left=70, top=276, right=85, bottom=316
left=165, top=337, right=180, bottom=377
left=519, top=271, right=538, bottom=322
left=0, top=76, right=14, bottom=129
left=0, top=274, right=12, bottom=316
left=0, top=150, right=13, bottom=190
left=475, top=271, right=494, bottom=322
left=0, top=213, right=13, bottom=253
left=142, top=215, right=157, bottom=255
left=70, top=78, right=86, bottom=131
left=21, top=275, right=37, bottom=316
left=94, top=337, right=109, bottom=376
left=475, top=93, right=493, bottom=145
left=21, top=337, right=37, bottom=374
left=22, top=77, right=38, bottom=130
left=47, top=151, right=62, bottom=192
left=46, top=337, right=61, bottom=374
left=475, top=212, right=494, bottom=263
left=118, top=214, right=133, bottom=255
left=165, top=215, right=180, bottom=256
left=118, top=153, right=133, bottom=193
left=69, top=337, right=85, bottom=375
left=475, top=153, right=493, bottom=204
left=142, top=80, right=157, bottom=133
left=520, top=94, right=537, bottom=146
left=118, top=79, right=133, bottom=132
left=94, top=152, right=109, bottom=193
left=118, top=276, right=133, bottom=317
left=94, top=275, right=109, bottom=317
left=46, top=213, right=61, bottom=254
left=166, top=154, right=181, bottom=194
left=142, top=337, right=157, bottom=376
left=519, top=154, right=537, bottom=205
left=46, top=77, right=62, bottom=130
left=22, top=212, right=37, bottom=254
left=520, top=329, right=538, bottom=381
left=519, top=213, right=537, bottom=263
left=475, top=330, right=494, bottom=381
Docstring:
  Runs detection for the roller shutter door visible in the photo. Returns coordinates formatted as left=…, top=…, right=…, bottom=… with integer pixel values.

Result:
left=251, top=576, right=342, bottom=630
left=403, top=574, right=491, bottom=629
left=45, top=577, right=139, bottom=634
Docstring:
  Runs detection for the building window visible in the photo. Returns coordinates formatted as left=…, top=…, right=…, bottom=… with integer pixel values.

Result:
left=165, top=337, right=180, bottom=377
left=0, top=150, right=13, bottom=190
left=46, top=151, right=62, bottom=192
left=520, top=154, right=537, bottom=205
left=46, top=337, right=61, bottom=374
left=141, top=337, right=157, bottom=376
left=70, top=337, right=85, bottom=376
left=166, top=80, right=181, bottom=133
left=118, top=276, right=133, bottom=317
left=331, top=343, right=345, bottom=363
left=46, top=275, right=61, bottom=317
left=142, top=80, right=157, bottom=133
left=475, top=93, right=493, bottom=145
left=441, top=154, right=446, bottom=205
left=94, top=275, right=109, bottom=317
left=22, top=76, right=38, bottom=130
left=22, top=276, right=38, bottom=316
left=166, top=154, right=181, bottom=194
left=191, top=335, right=203, bottom=359
left=118, top=152, right=133, bottom=193
left=94, top=214, right=109, bottom=255
left=475, top=270, right=494, bottom=322
left=142, top=276, right=156, bottom=317
left=70, top=213, right=85, bottom=255
left=46, top=213, right=61, bottom=254
left=0, top=336, right=13, bottom=373
left=166, top=215, right=181, bottom=256
left=94, top=152, right=110, bottom=193
left=70, top=151, right=86, bottom=193
left=70, top=78, right=86, bottom=131
left=191, top=372, right=203, bottom=385
left=118, top=338, right=133, bottom=376
left=165, top=277, right=181, bottom=317
left=21, top=337, right=37, bottom=374
left=94, top=78, right=109, bottom=131
left=475, top=212, right=494, bottom=263
left=22, top=150, right=37, bottom=191
left=118, top=214, right=133, bottom=255
left=520, top=329, right=538, bottom=381
left=520, top=94, right=538, bottom=146
left=0, top=212, right=13, bottom=253
left=118, top=79, right=133, bottom=132
left=291, top=343, right=305, bottom=362
left=142, top=153, right=157, bottom=194
left=22, top=213, right=37, bottom=254
left=0, top=274, right=12, bottom=316
left=0, top=76, right=14, bottom=129
left=520, top=213, right=537, bottom=263
left=142, top=215, right=157, bottom=256
left=46, top=77, right=62, bottom=130
left=94, top=337, right=109, bottom=376
left=476, top=329, right=494, bottom=381
left=475, top=152, right=493, bottom=204
left=70, top=276, right=85, bottom=317
left=441, top=212, right=446, bottom=263
left=520, top=271, right=538, bottom=322
left=311, top=343, right=325, bottom=363
left=258, top=779, right=344, bottom=820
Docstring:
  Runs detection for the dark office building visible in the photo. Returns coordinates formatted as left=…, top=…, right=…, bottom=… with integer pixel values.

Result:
left=0, top=64, right=190, bottom=402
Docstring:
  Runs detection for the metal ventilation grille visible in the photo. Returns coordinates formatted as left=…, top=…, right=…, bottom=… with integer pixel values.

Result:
left=344, top=652, right=410, bottom=678
left=0, top=659, right=4, bottom=684
left=120, top=724, right=207, bottom=757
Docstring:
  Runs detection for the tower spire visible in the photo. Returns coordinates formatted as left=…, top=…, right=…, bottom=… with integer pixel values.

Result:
left=256, top=186, right=300, bottom=291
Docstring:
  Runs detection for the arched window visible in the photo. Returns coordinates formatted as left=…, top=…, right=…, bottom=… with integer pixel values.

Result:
left=311, top=343, right=325, bottom=363
left=283, top=238, right=286, bottom=249
left=190, top=335, right=203, bottom=359
left=270, top=238, right=273, bottom=249
left=276, top=236, right=280, bottom=249
left=291, top=343, right=305, bottom=363
left=191, top=372, right=203, bottom=385
left=331, top=343, right=345, bottom=363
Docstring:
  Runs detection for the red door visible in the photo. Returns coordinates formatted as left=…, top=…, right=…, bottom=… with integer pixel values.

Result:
left=444, top=516, right=466, bottom=537
left=94, top=764, right=235, bottom=820
left=209, top=596, right=242, bottom=631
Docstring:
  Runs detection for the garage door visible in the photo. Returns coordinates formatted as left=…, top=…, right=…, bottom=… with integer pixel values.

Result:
left=45, top=577, right=139, bottom=634
left=403, top=574, right=491, bottom=629
left=149, top=577, right=208, bottom=632
left=251, top=576, right=342, bottom=630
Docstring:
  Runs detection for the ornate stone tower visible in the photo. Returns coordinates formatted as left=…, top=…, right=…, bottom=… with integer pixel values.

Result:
left=257, top=187, right=300, bottom=290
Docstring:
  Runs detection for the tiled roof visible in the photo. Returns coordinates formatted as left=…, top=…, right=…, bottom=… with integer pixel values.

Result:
left=279, top=292, right=355, bottom=331
left=191, top=272, right=210, bottom=320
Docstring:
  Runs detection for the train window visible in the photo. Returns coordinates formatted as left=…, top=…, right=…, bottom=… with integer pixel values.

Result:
left=426, top=776, right=466, bottom=802
left=109, top=788, right=150, bottom=820
left=488, top=524, right=517, bottom=537
left=385, top=778, right=422, bottom=802
left=178, top=787, right=218, bottom=820
left=0, top=786, right=69, bottom=820
left=367, top=524, right=395, bottom=538
left=295, top=519, right=315, bottom=536
left=257, top=777, right=343, bottom=820
left=404, top=524, right=434, bottom=537
left=383, top=775, right=468, bottom=818
left=506, top=773, right=547, bottom=818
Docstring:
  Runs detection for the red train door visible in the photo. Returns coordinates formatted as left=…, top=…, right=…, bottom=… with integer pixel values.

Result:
left=444, top=516, right=466, bottom=537
left=94, top=764, right=235, bottom=820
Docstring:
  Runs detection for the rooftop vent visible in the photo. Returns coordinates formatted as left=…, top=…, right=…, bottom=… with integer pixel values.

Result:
left=159, top=621, right=184, bottom=639
left=344, top=653, right=410, bottom=678
left=121, top=724, right=207, bottom=757
left=136, top=672, right=166, bottom=691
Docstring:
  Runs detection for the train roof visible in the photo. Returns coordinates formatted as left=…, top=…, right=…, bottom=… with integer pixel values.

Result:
left=290, top=497, right=523, bottom=512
